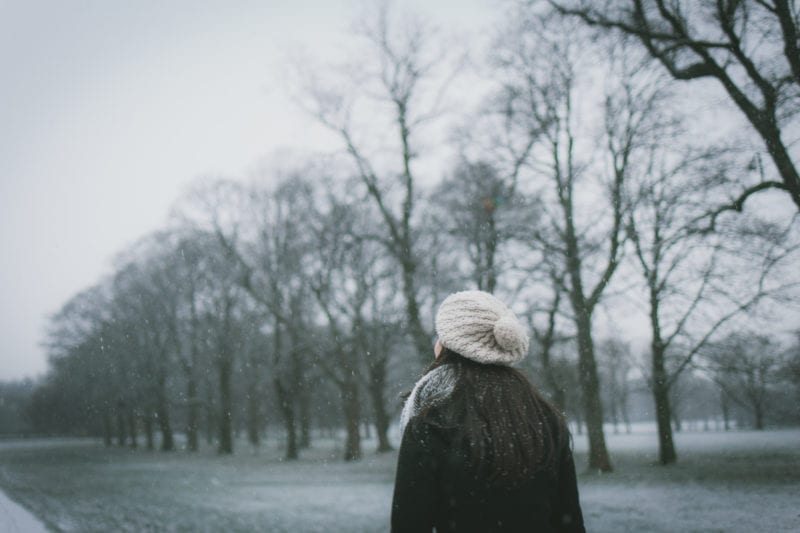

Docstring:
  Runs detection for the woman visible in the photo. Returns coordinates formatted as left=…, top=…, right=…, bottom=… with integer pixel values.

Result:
left=391, top=290, right=585, bottom=532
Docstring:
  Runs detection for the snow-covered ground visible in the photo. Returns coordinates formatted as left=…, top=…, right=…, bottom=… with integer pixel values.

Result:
left=0, top=428, right=798, bottom=532
left=0, top=487, right=47, bottom=533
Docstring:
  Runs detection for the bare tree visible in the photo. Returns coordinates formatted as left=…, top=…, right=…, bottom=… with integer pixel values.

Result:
left=304, top=185, right=368, bottom=461
left=41, top=283, right=118, bottom=442
left=110, top=252, right=179, bottom=452
left=175, top=177, right=317, bottom=459
left=598, top=339, right=635, bottom=435
left=702, top=333, right=785, bottom=429
left=296, top=3, right=461, bottom=363
left=552, top=0, right=800, bottom=212
left=525, top=271, right=572, bottom=413
left=627, top=135, right=800, bottom=461
left=169, top=231, right=209, bottom=452
left=490, top=11, right=662, bottom=470
left=356, top=286, right=405, bottom=453
left=194, top=237, right=251, bottom=455
left=433, top=159, right=539, bottom=293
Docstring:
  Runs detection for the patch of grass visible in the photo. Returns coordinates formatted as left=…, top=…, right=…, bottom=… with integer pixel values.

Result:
left=1, top=429, right=799, bottom=532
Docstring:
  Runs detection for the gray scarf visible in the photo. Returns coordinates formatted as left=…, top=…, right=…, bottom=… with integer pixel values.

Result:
left=399, top=364, right=458, bottom=435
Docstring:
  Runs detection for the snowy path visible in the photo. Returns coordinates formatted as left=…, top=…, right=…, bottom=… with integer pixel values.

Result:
left=0, top=488, right=47, bottom=533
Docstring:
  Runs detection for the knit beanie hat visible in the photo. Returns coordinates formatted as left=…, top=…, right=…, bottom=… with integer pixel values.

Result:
left=435, top=290, right=529, bottom=365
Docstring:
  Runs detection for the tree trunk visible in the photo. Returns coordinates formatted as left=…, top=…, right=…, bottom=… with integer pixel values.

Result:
left=275, top=379, right=298, bottom=460
left=401, top=259, right=433, bottom=365
left=485, top=212, right=498, bottom=294
left=144, top=412, right=154, bottom=451
left=564, top=196, right=613, bottom=471
left=367, top=368, right=393, bottom=452
left=186, top=377, right=199, bottom=452
left=298, top=386, right=311, bottom=449
left=342, top=378, right=362, bottom=461
left=128, top=408, right=138, bottom=449
left=575, top=311, right=613, bottom=472
left=652, top=341, right=677, bottom=464
left=754, top=403, right=764, bottom=430
left=752, top=110, right=800, bottom=210
left=205, top=383, right=215, bottom=445
left=217, top=355, right=233, bottom=455
left=721, top=390, right=730, bottom=431
left=156, top=376, right=174, bottom=452
left=537, top=293, right=567, bottom=415
left=247, top=377, right=260, bottom=448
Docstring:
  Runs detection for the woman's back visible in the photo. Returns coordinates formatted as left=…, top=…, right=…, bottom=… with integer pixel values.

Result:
left=392, top=360, right=583, bottom=532
left=391, top=291, right=585, bottom=532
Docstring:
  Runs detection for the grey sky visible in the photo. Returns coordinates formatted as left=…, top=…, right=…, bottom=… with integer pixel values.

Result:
left=0, top=0, right=497, bottom=380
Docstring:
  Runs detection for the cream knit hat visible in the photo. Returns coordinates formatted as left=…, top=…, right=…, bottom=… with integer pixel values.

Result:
left=435, top=290, right=529, bottom=365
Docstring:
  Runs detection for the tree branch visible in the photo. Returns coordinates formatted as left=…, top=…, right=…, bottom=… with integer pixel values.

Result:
left=690, top=180, right=790, bottom=234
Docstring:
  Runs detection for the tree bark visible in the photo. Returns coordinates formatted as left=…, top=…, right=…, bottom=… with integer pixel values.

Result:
left=144, top=411, right=154, bottom=451
left=367, top=364, right=393, bottom=452
left=342, top=378, right=362, bottom=461
left=486, top=211, right=498, bottom=294
left=156, top=374, right=174, bottom=451
left=401, top=259, right=433, bottom=365
left=759, top=122, right=800, bottom=209
left=754, top=403, right=764, bottom=430
left=275, top=379, right=298, bottom=460
left=298, top=384, right=311, bottom=449
left=156, top=407, right=174, bottom=451
left=186, top=377, right=199, bottom=452
left=128, top=408, right=138, bottom=449
left=217, top=354, right=233, bottom=454
left=205, top=388, right=215, bottom=446
left=559, top=134, right=616, bottom=471
left=247, top=378, right=260, bottom=448
left=574, top=311, right=613, bottom=471
left=651, top=298, right=677, bottom=464
left=718, top=389, right=729, bottom=430
left=652, top=357, right=677, bottom=464
left=535, top=289, right=567, bottom=414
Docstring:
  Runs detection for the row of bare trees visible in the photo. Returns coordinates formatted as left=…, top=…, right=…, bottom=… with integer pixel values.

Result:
left=27, top=1, right=800, bottom=470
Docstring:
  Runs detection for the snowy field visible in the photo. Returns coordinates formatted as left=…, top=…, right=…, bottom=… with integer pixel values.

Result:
left=0, top=427, right=798, bottom=532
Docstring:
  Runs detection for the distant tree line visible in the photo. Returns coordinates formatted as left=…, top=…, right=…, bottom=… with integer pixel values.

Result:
left=10, top=1, right=800, bottom=469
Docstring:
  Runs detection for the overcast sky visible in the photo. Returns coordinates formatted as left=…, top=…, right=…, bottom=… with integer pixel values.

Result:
left=0, top=0, right=497, bottom=380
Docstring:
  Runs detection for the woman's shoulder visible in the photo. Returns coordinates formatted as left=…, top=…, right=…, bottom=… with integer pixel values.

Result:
left=400, top=411, right=454, bottom=457
left=399, top=364, right=459, bottom=432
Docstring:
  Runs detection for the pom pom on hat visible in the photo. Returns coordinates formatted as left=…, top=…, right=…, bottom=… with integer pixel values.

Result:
left=435, top=290, right=529, bottom=365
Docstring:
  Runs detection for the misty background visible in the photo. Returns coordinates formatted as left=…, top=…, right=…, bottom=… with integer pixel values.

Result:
left=1, top=0, right=800, bottom=531
left=0, top=0, right=491, bottom=381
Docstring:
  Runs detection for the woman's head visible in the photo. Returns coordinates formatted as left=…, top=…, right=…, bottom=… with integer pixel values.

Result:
left=434, top=290, right=529, bottom=365
left=423, top=348, right=567, bottom=483
left=407, top=291, right=567, bottom=482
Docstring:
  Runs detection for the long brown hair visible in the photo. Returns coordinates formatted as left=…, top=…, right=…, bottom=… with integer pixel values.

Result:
left=421, top=347, right=568, bottom=483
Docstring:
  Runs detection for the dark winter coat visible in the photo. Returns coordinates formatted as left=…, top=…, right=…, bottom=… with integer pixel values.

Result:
left=391, top=367, right=585, bottom=533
